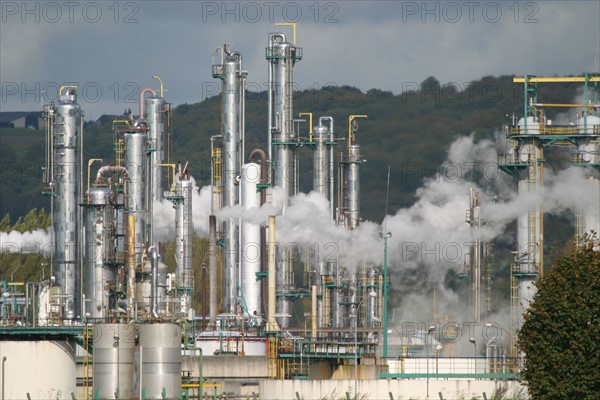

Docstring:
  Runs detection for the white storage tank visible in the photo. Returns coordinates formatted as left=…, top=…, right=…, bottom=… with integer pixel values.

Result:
left=92, top=323, right=135, bottom=399
left=139, top=323, right=182, bottom=399
left=0, top=340, right=76, bottom=399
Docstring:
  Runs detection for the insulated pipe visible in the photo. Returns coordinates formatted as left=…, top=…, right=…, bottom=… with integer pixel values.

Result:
left=149, top=246, right=159, bottom=318
left=267, top=216, right=279, bottom=331
left=208, top=216, right=218, bottom=327
left=96, top=165, right=130, bottom=183
left=138, top=86, right=158, bottom=119
left=249, top=149, right=269, bottom=184
left=127, top=214, right=136, bottom=319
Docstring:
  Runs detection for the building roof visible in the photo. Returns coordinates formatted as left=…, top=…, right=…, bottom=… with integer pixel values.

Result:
left=0, top=111, right=44, bottom=123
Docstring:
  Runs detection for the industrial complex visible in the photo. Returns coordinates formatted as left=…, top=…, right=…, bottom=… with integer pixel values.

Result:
left=0, top=24, right=599, bottom=400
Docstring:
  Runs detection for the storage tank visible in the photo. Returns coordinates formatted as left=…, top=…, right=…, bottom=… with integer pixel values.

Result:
left=1, top=340, right=76, bottom=399
left=92, top=323, right=135, bottom=399
left=139, top=323, right=182, bottom=399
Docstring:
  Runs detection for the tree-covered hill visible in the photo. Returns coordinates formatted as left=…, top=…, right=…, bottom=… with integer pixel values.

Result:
left=0, top=74, right=585, bottom=222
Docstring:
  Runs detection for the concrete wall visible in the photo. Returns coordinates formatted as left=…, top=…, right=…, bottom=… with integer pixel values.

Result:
left=260, top=379, right=528, bottom=400
left=182, top=355, right=268, bottom=398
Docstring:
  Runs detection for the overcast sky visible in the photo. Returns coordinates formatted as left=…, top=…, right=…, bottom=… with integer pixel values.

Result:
left=1, top=0, right=599, bottom=119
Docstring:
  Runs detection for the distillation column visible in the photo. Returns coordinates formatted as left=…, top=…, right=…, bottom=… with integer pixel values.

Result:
left=124, top=122, right=148, bottom=265
left=48, top=87, right=82, bottom=319
left=174, top=169, right=194, bottom=316
left=144, top=91, right=167, bottom=202
left=266, top=32, right=302, bottom=327
left=85, top=183, right=115, bottom=320
left=515, top=116, right=544, bottom=329
left=575, top=113, right=600, bottom=245
left=465, top=188, right=481, bottom=322
left=267, top=33, right=302, bottom=197
left=213, top=44, right=246, bottom=313
left=312, top=118, right=332, bottom=328
left=338, top=117, right=365, bottom=230
left=240, top=163, right=262, bottom=317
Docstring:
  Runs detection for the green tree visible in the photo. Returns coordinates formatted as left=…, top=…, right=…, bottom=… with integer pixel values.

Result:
left=0, top=213, right=10, bottom=231
left=518, top=243, right=600, bottom=399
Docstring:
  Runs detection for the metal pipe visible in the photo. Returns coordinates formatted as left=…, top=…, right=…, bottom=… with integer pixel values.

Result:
left=138, top=86, right=158, bottom=119
left=208, top=216, right=218, bottom=328
left=96, top=165, right=130, bottom=183
left=149, top=246, right=159, bottom=318
left=267, top=216, right=279, bottom=331
left=78, top=115, right=85, bottom=319
left=152, top=75, right=164, bottom=97
left=249, top=149, right=268, bottom=184
left=311, top=285, right=317, bottom=340
left=86, top=159, right=103, bottom=203
left=128, top=215, right=136, bottom=319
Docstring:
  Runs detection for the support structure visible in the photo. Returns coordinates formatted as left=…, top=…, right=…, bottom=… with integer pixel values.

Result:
left=499, top=74, right=600, bottom=358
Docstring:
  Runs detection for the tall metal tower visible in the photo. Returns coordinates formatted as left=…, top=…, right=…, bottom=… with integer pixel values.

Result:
left=213, top=44, right=247, bottom=313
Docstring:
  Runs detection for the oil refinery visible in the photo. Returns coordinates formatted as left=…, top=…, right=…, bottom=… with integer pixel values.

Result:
left=0, top=23, right=599, bottom=400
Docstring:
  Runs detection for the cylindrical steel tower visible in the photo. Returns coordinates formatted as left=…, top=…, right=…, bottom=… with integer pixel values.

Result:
left=240, top=163, right=262, bottom=317
left=50, top=87, right=82, bottom=319
left=515, top=116, right=543, bottom=323
left=344, top=144, right=362, bottom=230
left=124, top=124, right=148, bottom=264
left=213, top=45, right=246, bottom=313
left=313, top=124, right=330, bottom=197
left=267, top=33, right=302, bottom=326
left=267, top=33, right=302, bottom=198
left=85, top=183, right=114, bottom=320
left=466, top=188, right=482, bottom=323
left=175, top=172, right=194, bottom=316
left=145, top=95, right=167, bottom=202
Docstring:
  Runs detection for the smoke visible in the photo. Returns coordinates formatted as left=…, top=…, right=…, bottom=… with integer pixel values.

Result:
left=152, top=175, right=213, bottom=241
left=0, top=229, right=53, bottom=254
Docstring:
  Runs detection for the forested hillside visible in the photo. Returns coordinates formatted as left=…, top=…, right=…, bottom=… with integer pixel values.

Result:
left=0, top=75, right=584, bottom=222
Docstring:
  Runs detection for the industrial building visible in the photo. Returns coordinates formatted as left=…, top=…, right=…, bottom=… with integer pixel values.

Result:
left=0, top=24, right=598, bottom=400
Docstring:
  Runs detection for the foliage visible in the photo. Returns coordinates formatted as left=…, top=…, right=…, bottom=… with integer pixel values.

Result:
left=0, top=209, right=51, bottom=282
left=518, top=243, right=600, bottom=399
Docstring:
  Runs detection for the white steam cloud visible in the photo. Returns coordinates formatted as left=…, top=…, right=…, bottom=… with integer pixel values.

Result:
left=0, top=229, right=53, bottom=254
